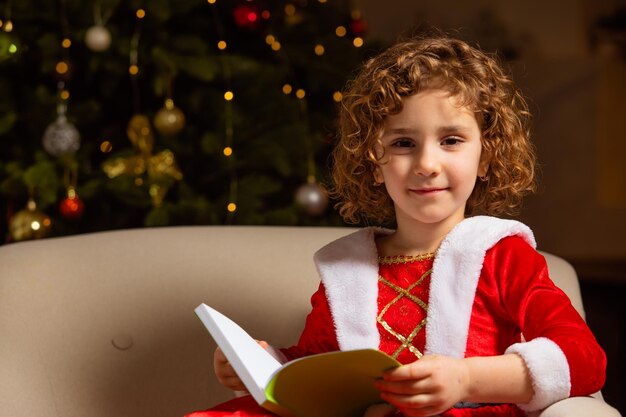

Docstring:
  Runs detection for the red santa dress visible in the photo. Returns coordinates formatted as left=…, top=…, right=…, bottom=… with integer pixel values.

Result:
left=187, top=216, right=606, bottom=417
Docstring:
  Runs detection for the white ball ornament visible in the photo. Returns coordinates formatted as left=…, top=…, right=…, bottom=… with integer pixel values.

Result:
left=295, top=181, right=329, bottom=216
left=42, top=115, right=81, bottom=157
left=85, top=25, right=111, bottom=52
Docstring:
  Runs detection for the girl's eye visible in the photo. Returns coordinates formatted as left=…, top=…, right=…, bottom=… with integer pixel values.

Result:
left=391, top=139, right=414, bottom=148
left=441, top=136, right=463, bottom=146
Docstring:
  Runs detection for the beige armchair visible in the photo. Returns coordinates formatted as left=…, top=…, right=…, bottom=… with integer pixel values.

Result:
left=0, top=226, right=620, bottom=417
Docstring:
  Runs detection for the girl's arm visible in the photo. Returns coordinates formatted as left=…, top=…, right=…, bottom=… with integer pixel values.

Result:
left=279, top=282, right=340, bottom=360
left=496, top=237, right=606, bottom=404
left=375, top=353, right=533, bottom=417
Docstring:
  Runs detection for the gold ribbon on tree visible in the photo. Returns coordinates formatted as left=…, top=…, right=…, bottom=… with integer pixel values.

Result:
left=103, top=114, right=182, bottom=207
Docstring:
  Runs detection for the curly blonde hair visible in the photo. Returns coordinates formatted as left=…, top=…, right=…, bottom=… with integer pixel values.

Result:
left=331, top=35, right=537, bottom=224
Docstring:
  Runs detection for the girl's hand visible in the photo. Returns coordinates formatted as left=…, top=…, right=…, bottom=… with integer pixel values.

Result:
left=374, top=354, right=470, bottom=417
left=213, top=340, right=270, bottom=391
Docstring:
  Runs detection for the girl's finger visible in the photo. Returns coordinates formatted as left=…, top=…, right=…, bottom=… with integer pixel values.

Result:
left=383, top=364, right=430, bottom=381
left=375, top=379, right=432, bottom=395
left=380, top=391, right=434, bottom=409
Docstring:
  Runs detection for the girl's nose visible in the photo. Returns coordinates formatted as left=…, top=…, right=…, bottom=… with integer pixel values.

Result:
left=413, top=144, right=441, bottom=177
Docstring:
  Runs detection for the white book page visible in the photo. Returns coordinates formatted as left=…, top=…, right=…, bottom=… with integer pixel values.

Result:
left=194, top=304, right=282, bottom=404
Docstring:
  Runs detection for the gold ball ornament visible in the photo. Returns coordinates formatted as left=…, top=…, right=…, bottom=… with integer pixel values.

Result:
left=85, top=25, right=112, bottom=52
left=295, top=181, right=329, bottom=216
left=9, top=199, right=52, bottom=241
left=154, top=99, right=185, bottom=136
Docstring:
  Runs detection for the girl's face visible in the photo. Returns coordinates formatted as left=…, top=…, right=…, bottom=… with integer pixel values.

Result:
left=374, top=89, right=488, bottom=228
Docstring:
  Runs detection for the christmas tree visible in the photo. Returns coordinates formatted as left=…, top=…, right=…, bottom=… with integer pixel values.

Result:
left=0, top=0, right=374, bottom=242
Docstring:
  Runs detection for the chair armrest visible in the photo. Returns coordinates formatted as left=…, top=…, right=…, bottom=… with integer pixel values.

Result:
left=533, top=395, right=622, bottom=417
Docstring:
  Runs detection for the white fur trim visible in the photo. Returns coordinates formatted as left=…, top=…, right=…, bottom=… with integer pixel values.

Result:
left=425, top=216, right=535, bottom=358
left=505, top=337, right=571, bottom=411
left=313, top=228, right=392, bottom=351
left=314, top=217, right=535, bottom=357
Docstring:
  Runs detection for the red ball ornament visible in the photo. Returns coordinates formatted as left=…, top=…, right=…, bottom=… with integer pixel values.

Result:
left=350, top=18, right=368, bottom=37
left=233, top=3, right=262, bottom=30
left=59, top=188, right=84, bottom=220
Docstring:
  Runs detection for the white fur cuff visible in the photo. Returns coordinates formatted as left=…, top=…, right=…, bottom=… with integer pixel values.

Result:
left=505, top=337, right=571, bottom=411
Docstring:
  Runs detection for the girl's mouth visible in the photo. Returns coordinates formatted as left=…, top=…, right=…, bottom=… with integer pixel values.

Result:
left=412, top=187, right=448, bottom=195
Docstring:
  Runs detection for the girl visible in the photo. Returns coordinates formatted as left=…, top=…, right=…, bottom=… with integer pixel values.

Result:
left=190, top=35, right=606, bottom=417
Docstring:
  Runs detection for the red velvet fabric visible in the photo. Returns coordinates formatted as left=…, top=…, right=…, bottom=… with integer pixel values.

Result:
left=185, top=395, right=525, bottom=417
left=185, top=396, right=273, bottom=417
left=377, top=257, right=432, bottom=364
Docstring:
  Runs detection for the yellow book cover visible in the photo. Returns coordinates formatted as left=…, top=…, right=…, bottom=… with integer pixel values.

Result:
left=194, top=304, right=400, bottom=417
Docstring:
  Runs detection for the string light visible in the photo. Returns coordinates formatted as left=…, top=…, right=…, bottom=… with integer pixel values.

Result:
left=266, top=35, right=281, bottom=51
left=314, top=44, right=325, bottom=56
left=284, top=4, right=296, bottom=16
left=353, top=37, right=364, bottom=48
left=100, top=141, right=113, bottom=153
left=335, top=26, right=347, bottom=37
left=333, top=91, right=343, bottom=102
left=60, top=90, right=70, bottom=100
left=296, top=89, right=306, bottom=99
left=206, top=1, right=239, bottom=222
left=62, top=38, right=72, bottom=48
left=56, top=61, right=69, bottom=75
left=8, top=43, right=17, bottom=54
left=127, top=5, right=143, bottom=114
left=1, top=1, right=12, bottom=32
left=261, top=10, right=270, bottom=19
left=282, top=84, right=293, bottom=94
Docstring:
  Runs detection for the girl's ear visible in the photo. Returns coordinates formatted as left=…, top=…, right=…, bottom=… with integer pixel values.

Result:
left=478, top=161, right=489, bottom=178
left=373, top=166, right=384, bottom=185
left=478, top=149, right=491, bottom=178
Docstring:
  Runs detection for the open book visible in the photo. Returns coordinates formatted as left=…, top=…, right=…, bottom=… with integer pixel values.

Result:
left=194, top=303, right=400, bottom=417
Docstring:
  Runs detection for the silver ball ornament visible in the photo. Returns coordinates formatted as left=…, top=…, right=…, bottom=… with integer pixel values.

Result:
left=295, top=181, right=329, bottom=216
left=85, top=25, right=112, bottom=52
left=42, top=115, right=81, bottom=157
